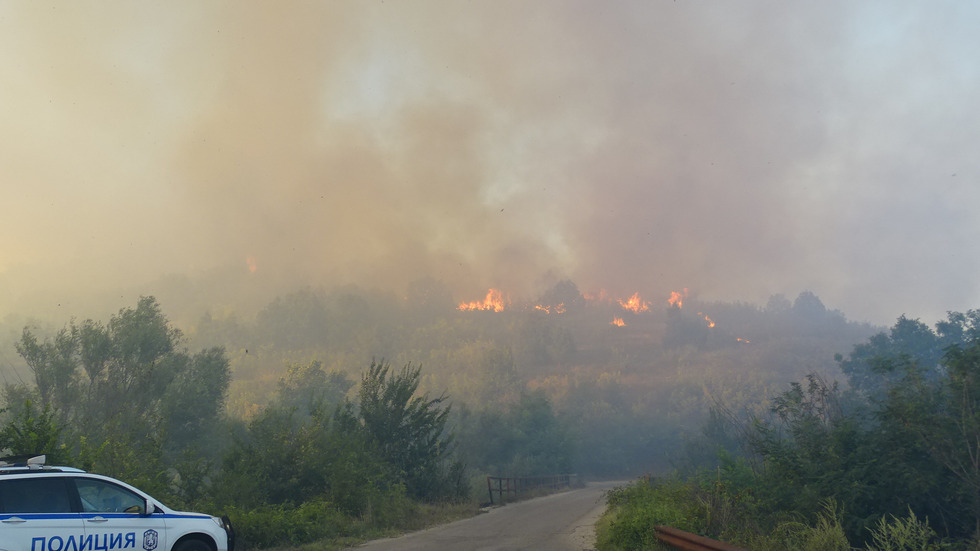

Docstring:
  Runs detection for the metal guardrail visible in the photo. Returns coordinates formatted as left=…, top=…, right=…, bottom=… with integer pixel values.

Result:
left=654, top=526, right=748, bottom=551
left=485, top=474, right=574, bottom=505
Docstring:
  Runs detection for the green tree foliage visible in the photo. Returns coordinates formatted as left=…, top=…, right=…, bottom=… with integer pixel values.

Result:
left=218, top=358, right=463, bottom=516
left=745, top=375, right=889, bottom=538
left=255, top=288, right=330, bottom=350
left=215, top=401, right=405, bottom=548
left=10, top=297, right=230, bottom=477
left=879, top=341, right=980, bottom=539
left=865, top=509, right=940, bottom=551
left=672, top=310, right=980, bottom=546
left=0, top=399, right=69, bottom=463
left=217, top=404, right=392, bottom=513
left=358, top=359, right=462, bottom=501
left=837, top=315, right=943, bottom=399
left=459, top=390, right=573, bottom=476
left=273, top=359, right=354, bottom=419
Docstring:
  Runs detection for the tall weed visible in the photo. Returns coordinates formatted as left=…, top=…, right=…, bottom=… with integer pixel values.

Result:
left=865, top=509, right=939, bottom=551
left=773, top=500, right=850, bottom=551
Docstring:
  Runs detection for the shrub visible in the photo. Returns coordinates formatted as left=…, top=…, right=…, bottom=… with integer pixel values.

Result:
left=224, top=499, right=351, bottom=549
left=773, top=500, right=850, bottom=551
left=597, top=479, right=704, bottom=550
left=865, top=509, right=940, bottom=551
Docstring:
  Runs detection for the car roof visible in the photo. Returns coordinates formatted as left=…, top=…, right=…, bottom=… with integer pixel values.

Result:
left=0, top=466, right=87, bottom=475
left=0, top=455, right=86, bottom=475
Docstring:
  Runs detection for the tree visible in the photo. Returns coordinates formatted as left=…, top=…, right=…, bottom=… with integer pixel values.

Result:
left=16, top=325, right=79, bottom=425
left=11, top=297, right=231, bottom=474
left=792, top=291, right=827, bottom=319
left=159, top=346, right=231, bottom=449
left=536, top=280, right=585, bottom=313
left=837, top=315, right=942, bottom=400
left=881, top=341, right=980, bottom=539
left=736, top=311, right=980, bottom=542
left=255, top=288, right=330, bottom=349
left=273, top=360, right=354, bottom=420
left=459, top=390, right=573, bottom=477
left=216, top=369, right=389, bottom=516
left=358, top=359, right=460, bottom=500
left=0, top=399, right=69, bottom=464
left=765, top=294, right=792, bottom=315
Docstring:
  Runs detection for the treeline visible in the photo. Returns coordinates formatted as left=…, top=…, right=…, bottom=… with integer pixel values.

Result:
left=188, top=281, right=874, bottom=477
left=0, top=281, right=879, bottom=547
left=598, top=311, right=980, bottom=550
left=0, top=297, right=472, bottom=547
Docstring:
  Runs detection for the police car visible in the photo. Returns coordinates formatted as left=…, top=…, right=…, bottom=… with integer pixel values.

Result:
left=0, top=455, right=234, bottom=551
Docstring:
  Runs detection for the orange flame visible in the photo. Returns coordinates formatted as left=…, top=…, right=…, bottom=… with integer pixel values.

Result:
left=611, top=317, right=626, bottom=327
left=535, top=303, right=566, bottom=314
left=245, top=255, right=258, bottom=273
left=699, top=313, right=716, bottom=328
left=667, top=288, right=689, bottom=309
left=618, top=292, right=651, bottom=313
left=737, top=337, right=751, bottom=344
left=459, top=289, right=508, bottom=312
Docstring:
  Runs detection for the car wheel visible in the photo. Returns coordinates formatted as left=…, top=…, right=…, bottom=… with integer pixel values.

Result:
left=172, top=539, right=213, bottom=551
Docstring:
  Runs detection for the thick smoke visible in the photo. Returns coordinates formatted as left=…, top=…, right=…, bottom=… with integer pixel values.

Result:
left=1, top=1, right=978, bottom=324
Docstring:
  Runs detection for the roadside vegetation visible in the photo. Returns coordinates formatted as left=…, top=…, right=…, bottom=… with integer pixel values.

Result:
left=0, top=297, right=477, bottom=548
left=0, top=282, right=884, bottom=548
left=596, top=311, right=980, bottom=550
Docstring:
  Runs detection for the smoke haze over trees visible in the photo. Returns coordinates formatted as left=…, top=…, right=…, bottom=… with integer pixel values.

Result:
left=2, top=2, right=980, bottom=547
left=1, top=2, right=980, bottom=328
left=599, top=308, right=980, bottom=549
left=6, top=280, right=978, bottom=547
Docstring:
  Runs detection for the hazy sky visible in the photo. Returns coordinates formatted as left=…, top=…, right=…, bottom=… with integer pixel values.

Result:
left=1, top=1, right=978, bottom=326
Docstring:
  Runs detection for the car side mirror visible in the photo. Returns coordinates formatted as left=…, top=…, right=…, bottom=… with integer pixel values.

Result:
left=144, top=501, right=157, bottom=516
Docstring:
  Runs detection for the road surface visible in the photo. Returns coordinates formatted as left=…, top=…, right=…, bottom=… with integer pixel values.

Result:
left=352, top=481, right=619, bottom=551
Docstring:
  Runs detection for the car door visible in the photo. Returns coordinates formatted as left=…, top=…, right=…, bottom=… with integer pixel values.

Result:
left=73, top=477, right=169, bottom=551
left=0, top=476, right=85, bottom=551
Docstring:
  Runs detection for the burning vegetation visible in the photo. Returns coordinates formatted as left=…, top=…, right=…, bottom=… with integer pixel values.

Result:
left=0, top=278, right=884, bottom=549
left=458, top=288, right=509, bottom=312
left=618, top=292, right=651, bottom=313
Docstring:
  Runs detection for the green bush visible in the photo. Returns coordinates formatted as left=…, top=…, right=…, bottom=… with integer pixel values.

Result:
left=597, top=479, right=704, bottom=550
left=224, top=499, right=352, bottom=549
left=865, top=509, right=940, bottom=551
left=773, top=500, right=851, bottom=551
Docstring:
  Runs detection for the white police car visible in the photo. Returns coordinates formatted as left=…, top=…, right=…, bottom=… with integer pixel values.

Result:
left=0, top=456, right=234, bottom=551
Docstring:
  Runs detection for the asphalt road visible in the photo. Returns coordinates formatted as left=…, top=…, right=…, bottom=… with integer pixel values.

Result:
left=352, top=481, right=620, bottom=551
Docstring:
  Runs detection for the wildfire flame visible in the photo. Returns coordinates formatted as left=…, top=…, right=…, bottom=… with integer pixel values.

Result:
left=618, top=292, right=651, bottom=313
left=245, top=255, right=258, bottom=273
left=611, top=317, right=626, bottom=327
left=667, top=288, right=689, bottom=309
left=535, top=303, right=567, bottom=314
left=699, top=313, right=716, bottom=328
left=459, top=289, right=508, bottom=312
left=737, top=337, right=751, bottom=344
